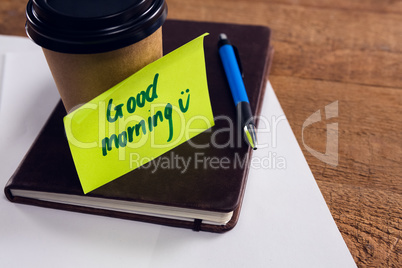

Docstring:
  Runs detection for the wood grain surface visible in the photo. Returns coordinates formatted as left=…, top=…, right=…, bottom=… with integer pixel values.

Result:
left=1, top=0, right=400, bottom=267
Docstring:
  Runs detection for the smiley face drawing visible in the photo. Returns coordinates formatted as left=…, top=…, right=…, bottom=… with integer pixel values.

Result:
left=179, top=89, right=190, bottom=113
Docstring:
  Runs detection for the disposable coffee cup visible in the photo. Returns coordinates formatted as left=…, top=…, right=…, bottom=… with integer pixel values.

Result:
left=26, top=0, right=168, bottom=112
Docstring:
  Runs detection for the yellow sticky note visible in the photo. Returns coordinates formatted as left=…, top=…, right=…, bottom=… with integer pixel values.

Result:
left=64, top=33, right=214, bottom=194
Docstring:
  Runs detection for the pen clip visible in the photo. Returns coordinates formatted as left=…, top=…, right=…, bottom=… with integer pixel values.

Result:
left=232, top=45, right=244, bottom=78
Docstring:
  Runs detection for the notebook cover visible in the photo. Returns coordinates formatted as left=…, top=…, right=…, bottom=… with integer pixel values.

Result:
left=4, top=20, right=273, bottom=233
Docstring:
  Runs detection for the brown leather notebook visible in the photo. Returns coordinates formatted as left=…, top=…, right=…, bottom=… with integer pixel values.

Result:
left=4, top=20, right=273, bottom=233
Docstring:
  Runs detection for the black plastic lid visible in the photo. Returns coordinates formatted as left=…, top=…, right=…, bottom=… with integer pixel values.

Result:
left=26, top=0, right=168, bottom=54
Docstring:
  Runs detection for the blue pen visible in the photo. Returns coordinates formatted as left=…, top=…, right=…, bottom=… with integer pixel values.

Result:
left=218, top=33, right=258, bottom=150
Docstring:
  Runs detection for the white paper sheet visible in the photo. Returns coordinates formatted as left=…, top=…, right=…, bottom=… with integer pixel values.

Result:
left=0, top=35, right=40, bottom=110
left=0, top=35, right=356, bottom=268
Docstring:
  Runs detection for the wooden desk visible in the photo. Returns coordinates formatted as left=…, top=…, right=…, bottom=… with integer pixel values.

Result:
left=1, top=0, right=400, bottom=266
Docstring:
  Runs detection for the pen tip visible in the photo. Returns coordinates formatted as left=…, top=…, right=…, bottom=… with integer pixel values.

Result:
left=219, top=33, right=228, bottom=41
left=244, top=124, right=258, bottom=150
